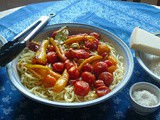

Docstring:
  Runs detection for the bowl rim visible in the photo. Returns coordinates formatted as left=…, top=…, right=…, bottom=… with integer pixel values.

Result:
left=7, top=23, right=134, bottom=108
left=136, top=51, right=160, bottom=83
left=129, top=82, right=160, bottom=108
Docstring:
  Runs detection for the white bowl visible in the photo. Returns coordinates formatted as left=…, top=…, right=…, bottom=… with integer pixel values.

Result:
left=136, top=51, right=160, bottom=83
left=129, top=82, right=160, bottom=115
left=7, top=23, right=134, bottom=108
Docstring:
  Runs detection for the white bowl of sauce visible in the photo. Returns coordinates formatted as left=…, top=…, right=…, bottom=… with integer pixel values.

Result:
left=129, top=82, right=160, bottom=115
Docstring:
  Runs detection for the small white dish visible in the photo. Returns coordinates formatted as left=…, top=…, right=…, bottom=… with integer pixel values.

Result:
left=129, top=82, right=160, bottom=115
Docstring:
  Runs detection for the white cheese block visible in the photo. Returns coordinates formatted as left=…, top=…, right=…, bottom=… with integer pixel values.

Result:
left=130, top=27, right=160, bottom=56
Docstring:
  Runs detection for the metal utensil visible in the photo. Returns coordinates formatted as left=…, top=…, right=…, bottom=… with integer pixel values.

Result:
left=0, top=15, right=53, bottom=67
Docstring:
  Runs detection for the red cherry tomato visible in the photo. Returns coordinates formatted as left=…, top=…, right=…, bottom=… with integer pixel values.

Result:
left=52, top=62, right=65, bottom=73
left=69, top=79, right=77, bottom=85
left=47, top=52, right=58, bottom=63
left=52, top=31, right=57, bottom=38
left=94, top=80, right=105, bottom=89
left=65, top=49, right=90, bottom=59
left=82, top=63, right=93, bottom=72
left=81, top=71, right=95, bottom=85
left=48, top=45, right=55, bottom=52
left=89, top=32, right=100, bottom=39
left=84, top=39, right=99, bottom=50
left=93, top=61, right=108, bottom=76
left=65, top=50, right=75, bottom=59
left=96, top=86, right=111, bottom=97
left=68, top=66, right=80, bottom=79
left=98, top=72, right=113, bottom=87
left=64, top=60, right=74, bottom=70
left=74, top=80, right=90, bottom=96
left=28, top=41, right=40, bottom=52
left=104, top=60, right=113, bottom=67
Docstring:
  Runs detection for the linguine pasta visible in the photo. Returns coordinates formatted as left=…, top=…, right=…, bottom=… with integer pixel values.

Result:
left=17, top=27, right=124, bottom=103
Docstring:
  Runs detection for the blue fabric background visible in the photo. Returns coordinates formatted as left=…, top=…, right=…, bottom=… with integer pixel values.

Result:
left=0, top=0, right=160, bottom=120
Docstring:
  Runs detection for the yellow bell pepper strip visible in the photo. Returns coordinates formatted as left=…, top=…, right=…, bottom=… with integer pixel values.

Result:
left=25, top=64, right=49, bottom=79
left=78, top=55, right=103, bottom=71
left=35, top=40, right=49, bottom=64
left=108, top=55, right=117, bottom=66
left=25, top=64, right=61, bottom=80
left=48, top=69, right=61, bottom=80
left=53, top=69, right=69, bottom=92
left=64, top=35, right=95, bottom=45
left=49, top=38, right=67, bottom=62
left=43, top=74, right=57, bottom=87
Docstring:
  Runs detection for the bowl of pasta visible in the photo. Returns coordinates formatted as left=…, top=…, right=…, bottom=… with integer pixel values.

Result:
left=7, top=23, right=134, bottom=108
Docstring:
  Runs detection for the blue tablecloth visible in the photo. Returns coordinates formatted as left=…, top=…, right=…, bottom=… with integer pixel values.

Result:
left=0, top=0, right=160, bottom=120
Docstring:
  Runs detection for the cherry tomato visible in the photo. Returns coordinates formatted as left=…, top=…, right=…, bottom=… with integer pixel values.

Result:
left=65, top=50, right=75, bottom=59
left=28, top=41, right=40, bottom=52
left=47, top=52, right=58, bottom=63
left=93, top=61, right=108, bottom=76
left=64, top=60, right=74, bottom=70
left=89, top=32, right=100, bottom=39
left=84, top=39, right=99, bottom=50
left=81, top=71, right=95, bottom=85
left=74, top=80, right=90, bottom=96
left=69, top=79, right=77, bottom=85
left=52, top=62, right=65, bottom=73
left=47, top=45, right=55, bottom=52
left=104, top=60, right=113, bottom=67
left=43, top=75, right=56, bottom=87
left=52, top=31, right=57, bottom=38
left=68, top=66, right=80, bottom=79
left=96, top=86, right=111, bottom=97
left=98, top=72, right=113, bottom=86
left=101, top=52, right=109, bottom=58
left=94, top=80, right=105, bottom=89
left=65, top=49, right=90, bottom=59
left=82, top=63, right=93, bottom=72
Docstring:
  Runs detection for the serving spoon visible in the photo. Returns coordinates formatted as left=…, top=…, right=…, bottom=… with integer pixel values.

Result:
left=0, top=14, right=55, bottom=67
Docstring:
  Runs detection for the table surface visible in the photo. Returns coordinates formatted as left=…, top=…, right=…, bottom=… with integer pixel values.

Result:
left=0, top=0, right=160, bottom=120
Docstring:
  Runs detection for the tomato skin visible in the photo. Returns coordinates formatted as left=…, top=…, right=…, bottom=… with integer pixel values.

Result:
left=28, top=41, right=40, bottom=52
left=43, top=75, right=56, bottom=87
left=93, top=61, right=108, bottom=76
left=68, top=66, right=80, bottom=79
left=52, top=62, right=65, bottom=73
left=74, top=81, right=90, bottom=96
left=48, top=45, right=55, bottom=52
left=47, top=52, right=58, bottom=63
left=64, top=60, right=74, bottom=70
left=65, top=49, right=90, bottom=59
left=96, top=86, right=111, bottom=97
left=84, top=39, right=99, bottom=50
left=82, top=63, right=93, bottom=72
left=94, top=80, right=105, bottom=89
left=81, top=71, right=95, bottom=85
left=52, top=31, right=57, bottom=38
left=104, top=60, right=113, bottom=67
left=98, top=72, right=113, bottom=87
left=89, top=32, right=100, bottom=39
left=69, top=79, right=77, bottom=85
